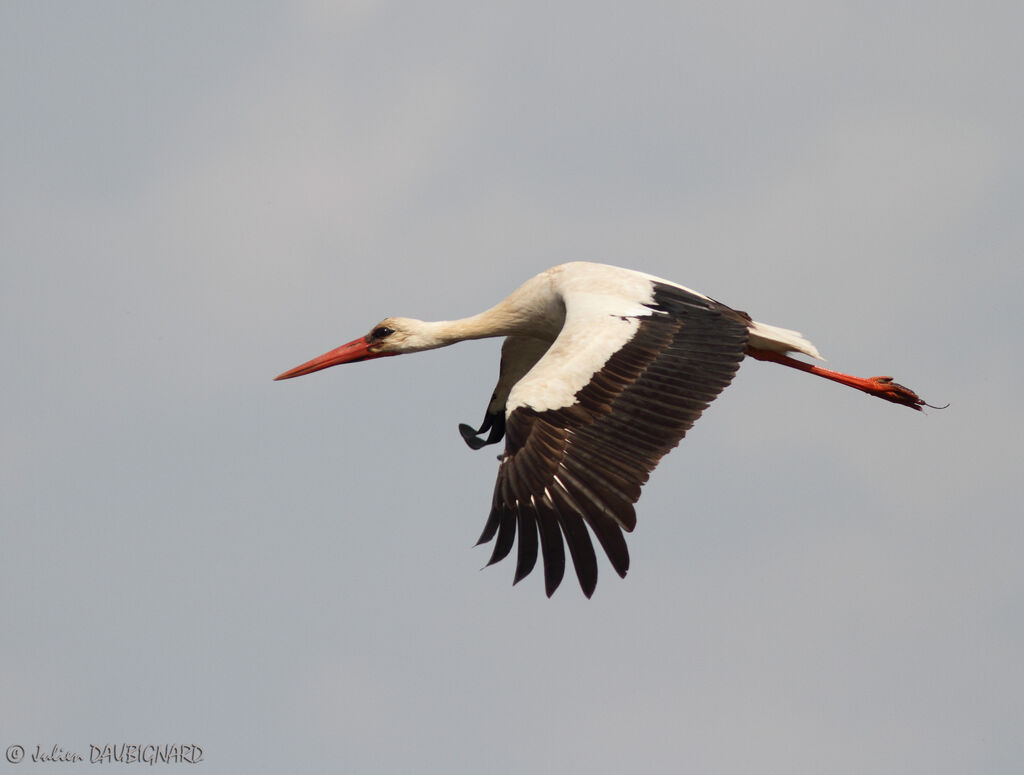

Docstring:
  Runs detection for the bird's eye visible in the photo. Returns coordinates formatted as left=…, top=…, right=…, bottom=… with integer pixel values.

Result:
left=372, top=326, right=395, bottom=339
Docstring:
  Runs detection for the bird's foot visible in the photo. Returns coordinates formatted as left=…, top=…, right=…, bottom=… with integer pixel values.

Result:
left=861, top=376, right=946, bottom=410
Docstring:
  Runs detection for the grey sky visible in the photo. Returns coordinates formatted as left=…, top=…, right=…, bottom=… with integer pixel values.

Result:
left=2, top=2, right=1022, bottom=773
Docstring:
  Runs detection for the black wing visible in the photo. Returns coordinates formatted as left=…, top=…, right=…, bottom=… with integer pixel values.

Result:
left=476, top=283, right=750, bottom=597
left=459, top=335, right=552, bottom=449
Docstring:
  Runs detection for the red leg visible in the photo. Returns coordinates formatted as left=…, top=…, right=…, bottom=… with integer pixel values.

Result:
left=746, top=347, right=937, bottom=410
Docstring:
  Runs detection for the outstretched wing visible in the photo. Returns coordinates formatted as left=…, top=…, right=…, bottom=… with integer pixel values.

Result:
left=476, top=282, right=750, bottom=597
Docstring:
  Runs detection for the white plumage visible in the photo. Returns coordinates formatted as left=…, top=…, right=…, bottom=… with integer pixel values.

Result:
left=276, top=262, right=932, bottom=597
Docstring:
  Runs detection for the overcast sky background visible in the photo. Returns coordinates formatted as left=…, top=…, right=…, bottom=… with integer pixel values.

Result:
left=2, top=2, right=1022, bottom=773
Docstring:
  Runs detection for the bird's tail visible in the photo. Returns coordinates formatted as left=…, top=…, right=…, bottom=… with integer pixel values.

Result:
left=747, top=321, right=823, bottom=360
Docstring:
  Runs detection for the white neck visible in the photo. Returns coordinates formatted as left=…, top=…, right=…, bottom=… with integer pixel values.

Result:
left=401, top=293, right=564, bottom=353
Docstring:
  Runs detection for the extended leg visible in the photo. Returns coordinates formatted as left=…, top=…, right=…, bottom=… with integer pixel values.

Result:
left=746, top=347, right=935, bottom=410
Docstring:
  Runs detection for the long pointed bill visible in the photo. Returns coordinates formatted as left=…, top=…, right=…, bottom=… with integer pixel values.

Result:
left=274, top=337, right=395, bottom=381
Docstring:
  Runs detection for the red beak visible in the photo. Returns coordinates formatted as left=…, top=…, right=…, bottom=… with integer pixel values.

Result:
left=274, top=336, right=394, bottom=381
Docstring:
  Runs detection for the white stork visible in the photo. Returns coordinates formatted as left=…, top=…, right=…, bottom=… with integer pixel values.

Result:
left=275, top=262, right=936, bottom=597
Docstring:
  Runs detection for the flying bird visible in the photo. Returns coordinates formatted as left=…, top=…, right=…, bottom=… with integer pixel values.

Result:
left=275, top=262, right=936, bottom=597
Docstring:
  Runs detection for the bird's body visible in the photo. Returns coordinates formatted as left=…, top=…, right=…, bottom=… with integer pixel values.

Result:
left=276, top=262, right=934, bottom=597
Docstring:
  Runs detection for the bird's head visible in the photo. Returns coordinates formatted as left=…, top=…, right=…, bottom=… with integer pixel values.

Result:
left=274, top=317, right=429, bottom=381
